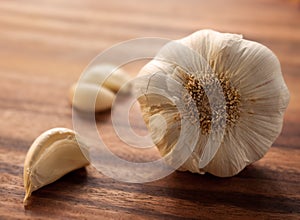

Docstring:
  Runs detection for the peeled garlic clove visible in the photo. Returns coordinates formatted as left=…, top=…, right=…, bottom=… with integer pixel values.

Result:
left=70, top=83, right=115, bottom=112
left=82, top=64, right=132, bottom=93
left=135, top=29, right=290, bottom=177
left=23, top=128, right=89, bottom=205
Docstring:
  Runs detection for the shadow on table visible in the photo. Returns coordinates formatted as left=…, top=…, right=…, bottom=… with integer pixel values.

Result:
left=24, top=167, right=88, bottom=209
left=159, top=165, right=298, bottom=214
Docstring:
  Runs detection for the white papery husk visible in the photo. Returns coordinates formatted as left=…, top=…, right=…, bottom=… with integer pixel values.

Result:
left=135, top=29, right=290, bottom=177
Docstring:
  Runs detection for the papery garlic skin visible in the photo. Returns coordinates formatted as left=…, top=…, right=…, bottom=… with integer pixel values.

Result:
left=23, top=128, right=90, bottom=205
left=135, top=29, right=290, bottom=177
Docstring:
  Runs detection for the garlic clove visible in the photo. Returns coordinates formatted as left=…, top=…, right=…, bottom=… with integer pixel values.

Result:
left=23, top=128, right=89, bottom=205
left=81, top=64, right=132, bottom=93
left=70, top=83, right=115, bottom=112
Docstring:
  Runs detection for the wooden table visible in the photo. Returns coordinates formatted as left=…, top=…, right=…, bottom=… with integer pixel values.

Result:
left=0, top=0, right=299, bottom=219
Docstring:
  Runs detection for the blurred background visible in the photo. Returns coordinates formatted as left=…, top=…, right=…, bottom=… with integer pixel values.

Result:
left=0, top=0, right=299, bottom=136
left=0, top=0, right=299, bottom=219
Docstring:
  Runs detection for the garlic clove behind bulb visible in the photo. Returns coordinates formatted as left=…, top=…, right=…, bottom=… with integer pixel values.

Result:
left=134, top=29, right=290, bottom=177
left=81, top=64, right=132, bottom=93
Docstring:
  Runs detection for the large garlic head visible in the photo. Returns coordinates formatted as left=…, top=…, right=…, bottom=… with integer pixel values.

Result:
left=134, top=29, right=290, bottom=177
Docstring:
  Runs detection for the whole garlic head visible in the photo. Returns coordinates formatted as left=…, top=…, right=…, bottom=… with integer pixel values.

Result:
left=134, top=29, right=290, bottom=177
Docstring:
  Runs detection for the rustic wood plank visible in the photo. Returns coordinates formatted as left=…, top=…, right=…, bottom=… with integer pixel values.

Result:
left=0, top=0, right=299, bottom=219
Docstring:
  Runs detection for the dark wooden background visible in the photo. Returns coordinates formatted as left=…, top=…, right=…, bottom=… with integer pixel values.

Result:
left=0, top=0, right=299, bottom=219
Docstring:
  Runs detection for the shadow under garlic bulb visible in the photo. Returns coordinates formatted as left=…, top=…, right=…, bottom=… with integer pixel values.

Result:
left=134, top=29, right=290, bottom=177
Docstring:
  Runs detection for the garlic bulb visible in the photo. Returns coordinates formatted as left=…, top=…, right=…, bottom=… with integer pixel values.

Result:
left=134, top=29, right=290, bottom=177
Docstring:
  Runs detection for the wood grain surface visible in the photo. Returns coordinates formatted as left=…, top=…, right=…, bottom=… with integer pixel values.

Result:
left=0, top=0, right=299, bottom=219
